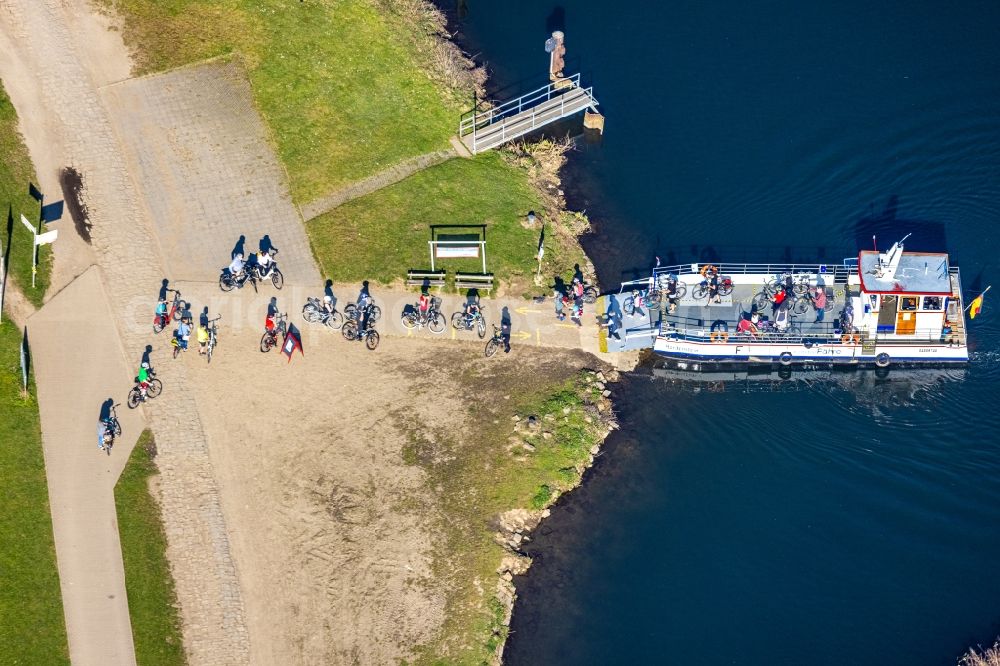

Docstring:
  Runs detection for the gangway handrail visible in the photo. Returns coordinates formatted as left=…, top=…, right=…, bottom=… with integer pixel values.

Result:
left=459, top=74, right=583, bottom=135
left=458, top=73, right=599, bottom=154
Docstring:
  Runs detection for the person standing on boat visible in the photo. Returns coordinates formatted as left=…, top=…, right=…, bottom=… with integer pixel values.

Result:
left=710, top=275, right=722, bottom=303
left=811, top=287, right=827, bottom=323
left=771, top=286, right=788, bottom=315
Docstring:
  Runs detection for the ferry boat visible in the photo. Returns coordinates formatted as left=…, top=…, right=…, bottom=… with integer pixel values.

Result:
left=629, top=237, right=969, bottom=368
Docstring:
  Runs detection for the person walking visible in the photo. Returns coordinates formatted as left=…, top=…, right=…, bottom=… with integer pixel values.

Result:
left=812, top=286, right=827, bottom=323
left=500, top=307, right=512, bottom=353
left=607, top=311, right=622, bottom=340
left=554, top=288, right=566, bottom=321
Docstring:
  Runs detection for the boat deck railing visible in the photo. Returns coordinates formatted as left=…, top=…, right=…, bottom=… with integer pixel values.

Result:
left=658, top=317, right=962, bottom=347
left=647, top=258, right=857, bottom=286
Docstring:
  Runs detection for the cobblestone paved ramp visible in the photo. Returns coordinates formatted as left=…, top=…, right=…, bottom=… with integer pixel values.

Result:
left=102, top=60, right=321, bottom=286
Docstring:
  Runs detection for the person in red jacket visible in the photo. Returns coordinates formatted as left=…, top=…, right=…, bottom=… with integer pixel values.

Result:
left=771, top=287, right=787, bottom=315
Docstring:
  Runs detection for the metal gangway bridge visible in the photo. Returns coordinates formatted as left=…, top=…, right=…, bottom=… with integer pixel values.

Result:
left=458, top=73, right=599, bottom=154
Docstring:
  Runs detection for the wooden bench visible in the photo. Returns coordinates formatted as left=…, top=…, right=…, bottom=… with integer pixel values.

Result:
left=406, top=269, right=446, bottom=288
left=454, top=272, right=495, bottom=292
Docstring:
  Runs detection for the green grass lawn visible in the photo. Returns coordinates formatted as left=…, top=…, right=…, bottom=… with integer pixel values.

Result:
left=307, top=153, right=589, bottom=295
left=102, top=0, right=461, bottom=202
left=0, top=319, right=68, bottom=665
left=0, top=80, right=51, bottom=307
left=400, top=362, right=610, bottom=664
left=114, top=430, right=186, bottom=666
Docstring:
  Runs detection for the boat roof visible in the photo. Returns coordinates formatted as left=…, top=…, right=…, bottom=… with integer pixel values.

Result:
left=858, top=250, right=951, bottom=295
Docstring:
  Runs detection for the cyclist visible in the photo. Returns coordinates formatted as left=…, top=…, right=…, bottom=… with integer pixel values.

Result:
left=256, top=248, right=274, bottom=278
left=136, top=361, right=151, bottom=400
left=665, top=275, right=680, bottom=314
left=196, top=323, right=210, bottom=355
left=630, top=289, right=646, bottom=317
left=417, top=291, right=431, bottom=324
left=154, top=298, right=169, bottom=328
left=322, top=293, right=336, bottom=316
left=176, top=320, right=191, bottom=351
left=707, top=272, right=722, bottom=304
left=358, top=302, right=375, bottom=341
left=97, top=419, right=109, bottom=450
left=228, top=253, right=246, bottom=283
left=464, top=298, right=481, bottom=325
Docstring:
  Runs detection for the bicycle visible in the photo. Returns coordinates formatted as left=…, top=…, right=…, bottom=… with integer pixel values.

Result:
left=692, top=275, right=734, bottom=300
left=127, top=369, right=162, bottom=409
left=170, top=328, right=191, bottom=359
left=402, top=297, right=445, bottom=334
left=260, top=313, right=288, bottom=353
left=342, top=318, right=380, bottom=350
left=791, top=288, right=836, bottom=315
left=484, top=324, right=505, bottom=358
left=655, top=273, right=687, bottom=299
left=206, top=315, right=221, bottom=363
left=101, top=404, right=122, bottom=455
left=344, top=301, right=382, bottom=323
left=252, top=248, right=284, bottom=290
left=623, top=290, right=652, bottom=316
left=153, top=290, right=187, bottom=333
left=302, top=297, right=344, bottom=330
left=451, top=307, right=487, bottom=339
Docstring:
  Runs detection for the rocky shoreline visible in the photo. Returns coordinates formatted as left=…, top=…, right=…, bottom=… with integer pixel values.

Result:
left=491, top=369, right=620, bottom=664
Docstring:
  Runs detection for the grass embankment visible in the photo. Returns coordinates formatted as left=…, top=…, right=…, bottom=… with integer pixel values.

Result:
left=399, top=361, right=614, bottom=664
left=102, top=1, right=592, bottom=294
left=113, top=430, right=186, bottom=666
left=308, top=151, right=589, bottom=294
left=0, top=80, right=51, bottom=306
left=0, top=319, right=68, bottom=664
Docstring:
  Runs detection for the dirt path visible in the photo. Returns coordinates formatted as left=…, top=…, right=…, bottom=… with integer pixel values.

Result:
left=299, top=148, right=457, bottom=221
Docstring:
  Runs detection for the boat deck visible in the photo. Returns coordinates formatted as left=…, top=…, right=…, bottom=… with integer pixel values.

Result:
left=603, top=283, right=850, bottom=353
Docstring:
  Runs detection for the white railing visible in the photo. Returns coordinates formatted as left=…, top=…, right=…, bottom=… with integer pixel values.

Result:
left=458, top=74, right=597, bottom=153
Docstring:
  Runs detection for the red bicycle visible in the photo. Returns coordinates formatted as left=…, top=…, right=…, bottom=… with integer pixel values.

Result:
left=153, top=290, right=187, bottom=334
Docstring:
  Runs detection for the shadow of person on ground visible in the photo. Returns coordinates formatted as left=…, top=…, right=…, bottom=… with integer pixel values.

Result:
left=199, top=306, right=209, bottom=327
left=158, top=278, right=170, bottom=301
left=552, top=275, right=567, bottom=296
left=606, top=293, right=622, bottom=319
left=466, top=288, right=480, bottom=306
left=140, top=344, right=153, bottom=367
left=231, top=234, right=245, bottom=260
left=259, top=234, right=278, bottom=254
left=99, top=397, right=114, bottom=422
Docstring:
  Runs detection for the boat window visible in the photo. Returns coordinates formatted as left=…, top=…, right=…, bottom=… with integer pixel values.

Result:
left=900, top=296, right=918, bottom=311
left=921, top=296, right=943, bottom=311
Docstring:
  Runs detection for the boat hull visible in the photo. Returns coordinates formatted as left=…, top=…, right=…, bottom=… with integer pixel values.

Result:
left=653, top=336, right=968, bottom=367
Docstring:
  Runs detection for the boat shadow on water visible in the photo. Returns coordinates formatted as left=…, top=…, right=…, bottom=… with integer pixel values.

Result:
left=645, top=359, right=967, bottom=407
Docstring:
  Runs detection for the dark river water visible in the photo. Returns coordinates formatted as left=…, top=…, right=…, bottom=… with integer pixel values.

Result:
left=443, top=2, right=1000, bottom=663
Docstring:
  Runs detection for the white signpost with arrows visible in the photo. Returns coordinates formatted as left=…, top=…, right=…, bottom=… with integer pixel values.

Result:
left=21, top=214, right=57, bottom=288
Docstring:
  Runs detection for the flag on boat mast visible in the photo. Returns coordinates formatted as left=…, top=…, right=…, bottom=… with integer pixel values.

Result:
left=967, top=285, right=990, bottom=320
